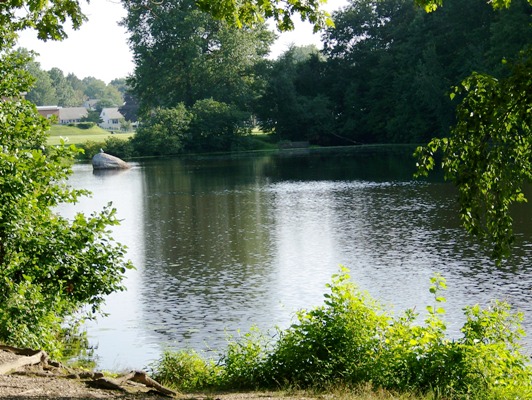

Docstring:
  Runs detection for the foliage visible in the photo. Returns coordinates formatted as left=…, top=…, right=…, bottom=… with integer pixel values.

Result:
left=1, top=0, right=132, bottom=356
left=415, top=49, right=532, bottom=262
left=122, top=0, right=275, bottom=114
left=130, top=99, right=254, bottom=156
left=151, top=350, right=221, bottom=391
left=194, top=0, right=333, bottom=32
left=219, top=327, right=271, bottom=389
left=78, top=137, right=135, bottom=160
left=76, top=122, right=95, bottom=129
left=152, top=268, right=532, bottom=398
left=258, top=0, right=531, bottom=147
left=24, top=60, right=125, bottom=107
left=130, top=105, right=192, bottom=156
left=264, top=269, right=387, bottom=387
left=256, top=46, right=337, bottom=145
left=0, top=0, right=85, bottom=45
left=416, top=0, right=532, bottom=12
left=188, top=99, right=251, bottom=152
left=47, top=67, right=86, bottom=107
left=80, top=109, right=102, bottom=124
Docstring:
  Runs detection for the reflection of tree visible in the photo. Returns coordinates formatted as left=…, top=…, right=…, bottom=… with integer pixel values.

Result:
left=137, top=156, right=277, bottom=350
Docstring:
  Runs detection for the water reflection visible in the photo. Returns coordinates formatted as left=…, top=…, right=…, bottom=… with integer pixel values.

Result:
left=59, top=149, right=532, bottom=370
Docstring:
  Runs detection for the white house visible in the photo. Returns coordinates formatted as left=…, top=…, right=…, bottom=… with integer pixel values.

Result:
left=58, top=107, right=88, bottom=124
left=99, top=107, right=124, bottom=131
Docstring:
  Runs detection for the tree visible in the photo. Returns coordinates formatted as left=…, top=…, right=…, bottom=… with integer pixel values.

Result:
left=256, top=45, right=336, bottom=144
left=23, top=56, right=58, bottom=106
left=194, top=0, right=333, bottom=31
left=48, top=67, right=85, bottom=106
left=82, top=77, right=123, bottom=106
left=122, top=0, right=275, bottom=114
left=415, top=0, right=531, bottom=262
left=416, top=49, right=531, bottom=262
left=119, top=92, right=140, bottom=122
left=0, top=0, right=132, bottom=354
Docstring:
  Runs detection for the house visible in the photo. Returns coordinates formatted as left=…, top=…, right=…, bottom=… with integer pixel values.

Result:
left=36, top=106, right=60, bottom=119
left=99, top=107, right=124, bottom=131
left=36, top=106, right=87, bottom=124
left=58, top=107, right=88, bottom=124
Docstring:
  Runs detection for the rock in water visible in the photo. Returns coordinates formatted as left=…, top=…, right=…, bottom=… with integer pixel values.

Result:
left=92, top=152, right=130, bottom=170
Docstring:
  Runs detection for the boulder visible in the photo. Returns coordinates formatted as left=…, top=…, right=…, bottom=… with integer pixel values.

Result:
left=92, top=152, right=130, bottom=170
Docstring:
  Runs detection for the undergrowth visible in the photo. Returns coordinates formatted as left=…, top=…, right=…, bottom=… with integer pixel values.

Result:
left=151, top=267, right=532, bottom=399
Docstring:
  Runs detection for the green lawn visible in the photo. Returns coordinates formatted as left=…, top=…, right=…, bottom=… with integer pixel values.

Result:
left=47, top=125, right=134, bottom=146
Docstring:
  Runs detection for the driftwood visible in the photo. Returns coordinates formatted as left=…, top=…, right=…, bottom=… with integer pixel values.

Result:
left=87, top=371, right=177, bottom=397
left=0, top=348, right=47, bottom=374
left=0, top=345, right=177, bottom=397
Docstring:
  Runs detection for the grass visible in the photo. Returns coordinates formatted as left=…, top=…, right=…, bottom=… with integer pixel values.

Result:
left=47, top=124, right=134, bottom=146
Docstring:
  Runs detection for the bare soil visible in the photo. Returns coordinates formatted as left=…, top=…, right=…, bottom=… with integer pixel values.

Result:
left=0, top=349, right=317, bottom=400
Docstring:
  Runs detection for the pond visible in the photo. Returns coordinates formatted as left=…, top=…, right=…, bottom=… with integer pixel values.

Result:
left=59, top=146, right=532, bottom=370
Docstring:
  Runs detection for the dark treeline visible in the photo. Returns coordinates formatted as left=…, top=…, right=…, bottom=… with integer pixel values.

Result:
left=257, top=0, right=531, bottom=146
left=122, top=0, right=530, bottom=156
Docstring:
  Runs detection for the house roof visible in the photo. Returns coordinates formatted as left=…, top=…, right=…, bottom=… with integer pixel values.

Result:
left=100, top=107, right=124, bottom=119
left=59, top=107, right=88, bottom=121
left=37, top=106, right=60, bottom=111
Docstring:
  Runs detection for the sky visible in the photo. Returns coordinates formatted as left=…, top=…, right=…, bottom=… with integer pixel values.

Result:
left=16, top=0, right=348, bottom=84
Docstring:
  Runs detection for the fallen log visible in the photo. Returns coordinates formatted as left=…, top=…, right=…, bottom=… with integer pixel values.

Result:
left=0, top=350, right=47, bottom=374
left=86, top=370, right=177, bottom=397
left=129, top=371, right=177, bottom=397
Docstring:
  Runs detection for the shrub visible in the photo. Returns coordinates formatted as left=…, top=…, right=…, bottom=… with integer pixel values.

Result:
left=151, top=350, right=221, bottom=391
left=77, top=140, right=103, bottom=160
left=102, top=136, right=134, bottom=159
left=76, top=122, right=95, bottom=129
left=131, top=105, right=191, bottom=156
left=265, top=269, right=388, bottom=388
left=151, top=268, right=532, bottom=398
left=220, top=327, right=270, bottom=389
left=186, top=99, right=251, bottom=153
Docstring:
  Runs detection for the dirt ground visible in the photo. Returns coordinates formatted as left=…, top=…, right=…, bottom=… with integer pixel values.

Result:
left=0, top=348, right=317, bottom=400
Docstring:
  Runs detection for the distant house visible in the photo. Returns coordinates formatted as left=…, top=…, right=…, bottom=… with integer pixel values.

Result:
left=99, top=108, right=124, bottom=131
left=37, top=106, right=60, bottom=120
left=59, top=107, right=88, bottom=124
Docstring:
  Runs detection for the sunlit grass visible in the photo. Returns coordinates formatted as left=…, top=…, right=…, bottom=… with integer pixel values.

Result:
left=47, top=124, right=134, bottom=146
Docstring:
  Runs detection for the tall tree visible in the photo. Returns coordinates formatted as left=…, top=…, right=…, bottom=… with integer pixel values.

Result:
left=257, top=45, right=336, bottom=144
left=23, top=56, right=58, bottom=106
left=48, top=67, right=85, bottom=106
left=122, top=0, right=275, bottom=114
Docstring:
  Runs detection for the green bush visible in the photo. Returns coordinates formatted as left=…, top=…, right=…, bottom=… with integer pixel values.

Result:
left=77, top=140, right=103, bottom=160
left=151, top=350, right=221, bottom=391
left=131, top=105, right=191, bottom=156
left=77, top=122, right=95, bottom=129
left=264, top=270, right=387, bottom=388
left=151, top=268, right=532, bottom=398
left=102, top=136, right=134, bottom=159
left=78, top=137, right=134, bottom=160
left=186, top=99, right=251, bottom=153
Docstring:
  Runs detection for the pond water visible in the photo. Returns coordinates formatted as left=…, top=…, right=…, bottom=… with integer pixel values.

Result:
left=59, top=146, right=532, bottom=370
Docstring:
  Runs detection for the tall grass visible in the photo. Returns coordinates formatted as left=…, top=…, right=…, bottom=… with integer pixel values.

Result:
left=151, top=268, right=532, bottom=399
